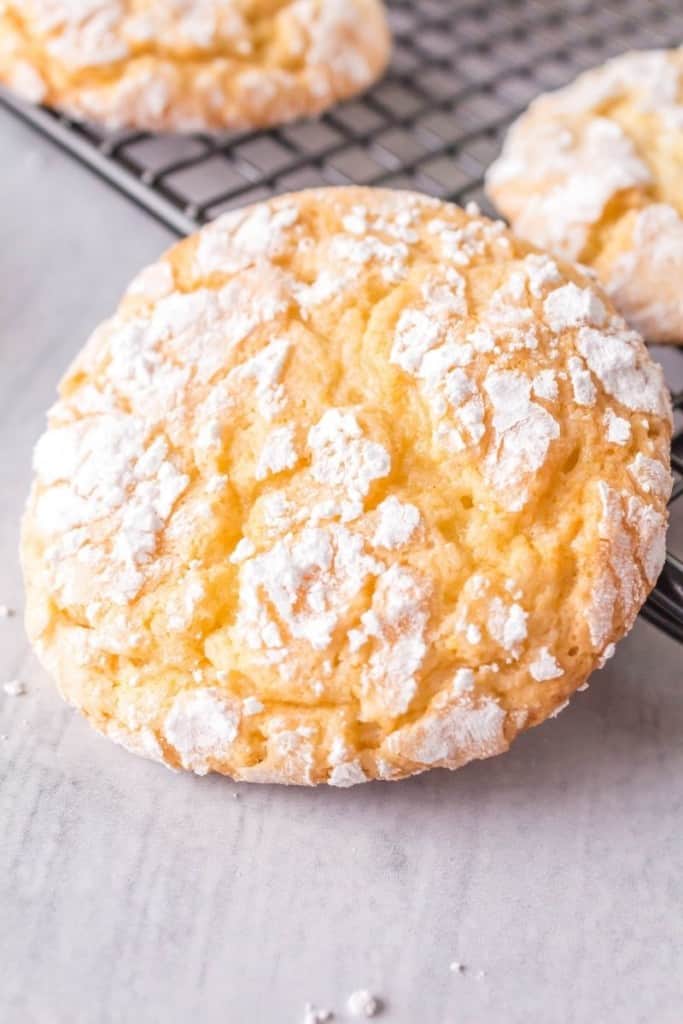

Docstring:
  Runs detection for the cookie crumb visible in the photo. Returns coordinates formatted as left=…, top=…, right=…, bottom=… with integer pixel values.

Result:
left=3, top=680, right=26, bottom=697
left=303, top=1003, right=334, bottom=1024
left=347, top=990, right=381, bottom=1017
left=449, top=961, right=465, bottom=974
left=0, top=604, right=14, bottom=618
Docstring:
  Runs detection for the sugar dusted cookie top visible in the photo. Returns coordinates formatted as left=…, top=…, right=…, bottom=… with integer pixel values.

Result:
left=486, top=48, right=683, bottom=344
left=0, top=0, right=390, bottom=132
left=21, top=187, right=672, bottom=784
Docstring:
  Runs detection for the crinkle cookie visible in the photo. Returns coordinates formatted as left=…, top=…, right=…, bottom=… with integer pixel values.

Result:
left=21, top=187, right=672, bottom=785
left=486, top=48, right=683, bottom=344
left=0, top=0, right=390, bottom=132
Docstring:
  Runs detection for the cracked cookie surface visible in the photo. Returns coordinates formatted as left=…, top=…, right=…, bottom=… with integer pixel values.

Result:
left=486, top=48, right=683, bottom=344
left=21, top=187, right=672, bottom=784
left=0, top=0, right=390, bottom=131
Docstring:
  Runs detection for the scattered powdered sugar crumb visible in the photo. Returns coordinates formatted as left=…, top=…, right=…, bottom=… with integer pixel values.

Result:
left=3, top=679, right=26, bottom=697
left=0, top=605, right=14, bottom=618
left=529, top=647, right=564, bottom=681
left=347, top=990, right=382, bottom=1018
left=372, top=496, right=421, bottom=549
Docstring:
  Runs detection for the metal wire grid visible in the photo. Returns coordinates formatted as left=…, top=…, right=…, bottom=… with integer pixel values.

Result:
left=644, top=374, right=683, bottom=643
left=4, top=0, right=683, bottom=229
left=1, top=0, right=682, bottom=640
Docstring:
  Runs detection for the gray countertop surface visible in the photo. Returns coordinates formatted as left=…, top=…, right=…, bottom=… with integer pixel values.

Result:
left=1, top=108, right=682, bottom=1024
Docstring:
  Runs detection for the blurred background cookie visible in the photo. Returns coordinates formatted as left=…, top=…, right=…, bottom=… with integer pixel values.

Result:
left=21, top=187, right=672, bottom=784
left=486, top=49, right=683, bottom=345
left=0, top=0, right=390, bottom=132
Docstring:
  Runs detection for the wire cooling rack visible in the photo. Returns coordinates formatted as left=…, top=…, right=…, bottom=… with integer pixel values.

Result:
left=1, top=0, right=682, bottom=641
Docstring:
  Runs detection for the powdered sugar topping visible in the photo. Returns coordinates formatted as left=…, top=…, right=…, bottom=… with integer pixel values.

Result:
left=164, top=689, right=241, bottom=775
left=484, top=370, right=560, bottom=510
left=235, top=523, right=382, bottom=657
left=255, top=425, right=299, bottom=480
left=308, top=410, right=391, bottom=520
left=627, top=453, right=671, bottom=500
left=487, top=597, right=528, bottom=655
left=529, top=647, right=564, bottom=681
left=385, top=691, right=508, bottom=768
left=195, top=204, right=299, bottom=275
left=372, top=497, right=421, bottom=549
left=576, top=326, right=669, bottom=415
left=359, top=565, right=430, bottom=718
left=543, top=283, right=606, bottom=332
left=567, top=356, right=597, bottom=407
left=604, top=408, right=631, bottom=445
left=33, top=416, right=188, bottom=604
